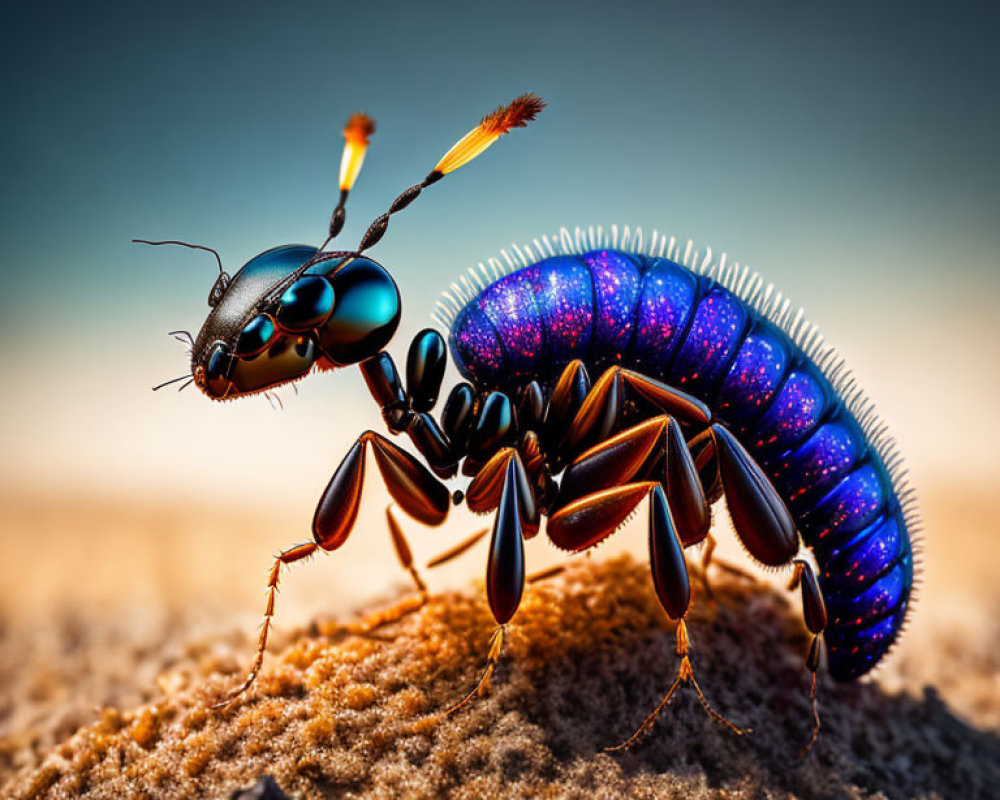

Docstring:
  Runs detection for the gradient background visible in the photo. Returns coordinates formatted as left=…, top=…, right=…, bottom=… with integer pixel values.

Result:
left=1, top=0, right=997, bottom=706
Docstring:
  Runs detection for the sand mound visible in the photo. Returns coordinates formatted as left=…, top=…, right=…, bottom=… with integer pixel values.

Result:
left=7, top=555, right=998, bottom=800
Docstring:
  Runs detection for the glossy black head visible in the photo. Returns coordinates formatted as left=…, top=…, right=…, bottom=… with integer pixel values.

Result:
left=191, top=245, right=401, bottom=399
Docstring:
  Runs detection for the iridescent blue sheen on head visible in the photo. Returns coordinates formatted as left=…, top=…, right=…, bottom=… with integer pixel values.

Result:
left=753, top=367, right=828, bottom=452
left=581, top=250, right=640, bottom=362
left=631, top=258, right=697, bottom=375
left=534, top=256, right=594, bottom=369
left=194, top=244, right=317, bottom=359
left=716, top=321, right=790, bottom=422
left=669, top=287, right=747, bottom=394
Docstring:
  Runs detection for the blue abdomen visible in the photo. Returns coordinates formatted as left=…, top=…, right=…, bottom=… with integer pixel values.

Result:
left=447, top=240, right=915, bottom=681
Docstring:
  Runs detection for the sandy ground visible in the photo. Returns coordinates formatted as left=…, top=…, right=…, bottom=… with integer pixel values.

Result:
left=0, top=481, right=997, bottom=798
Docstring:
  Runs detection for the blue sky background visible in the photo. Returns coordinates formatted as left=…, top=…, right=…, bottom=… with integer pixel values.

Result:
left=1, top=0, right=998, bottom=511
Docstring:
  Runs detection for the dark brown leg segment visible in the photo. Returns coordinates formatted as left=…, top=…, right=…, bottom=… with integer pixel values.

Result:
left=386, top=505, right=428, bottom=599
left=555, top=417, right=668, bottom=510
left=620, top=369, right=711, bottom=426
left=547, top=481, right=659, bottom=552
left=542, top=360, right=591, bottom=457
left=425, top=527, right=490, bottom=569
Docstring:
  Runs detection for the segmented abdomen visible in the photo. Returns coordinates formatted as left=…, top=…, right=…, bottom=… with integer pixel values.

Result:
left=447, top=244, right=915, bottom=681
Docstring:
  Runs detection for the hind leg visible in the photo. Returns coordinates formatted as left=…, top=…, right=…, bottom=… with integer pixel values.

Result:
left=788, top=558, right=828, bottom=757
left=604, top=486, right=748, bottom=750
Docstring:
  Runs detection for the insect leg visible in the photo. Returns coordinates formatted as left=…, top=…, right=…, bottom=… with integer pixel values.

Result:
left=562, top=366, right=623, bottom=459
left=359, top=348, right=460, bottom=477
left=313, top=431, right=451, bottom=550
left=360, top=352, right=411, bottom=433
left=711, top=424, right=799, bottom=567
left=366, top=522, right=507, bottom=648
left=217, top=432, right=451, bottom=708
left=443, top=458, right=527, bottom=717
left=212, top=542, right=319, bottom=708
left=547, top=481, right=660, bottom=553
left=607, top=487, right=747, bottom=751
left=687, top=427, right=723, bottom=504
left=516, top=380, right=545, bottom=432
left=406, top=329, right=448, bottom=413
left=465, top=447, right=539, bottom=537
left=554, top=416, right=669, bottom=511
left=541, top=360, right=590, bottom=459
left=697, top=530, right=759, bottom=586
left=386, top=505, right=429, bottom=599
left=425, top=527, right=491, bottom=569
left=661, top=414, right=711, bottom=547
left=619, top=369, right=711, bottom=426
left=789, top=558, right=828, bottom=757
left=687, top=430, right=756, bottom=581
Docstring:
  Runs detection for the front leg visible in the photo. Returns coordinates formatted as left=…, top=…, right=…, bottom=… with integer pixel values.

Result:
left=359, top=331, right=460, bottom=478
left=313, top=431, right=451, bottom=548
left=216, top=430, right=451, bottom=708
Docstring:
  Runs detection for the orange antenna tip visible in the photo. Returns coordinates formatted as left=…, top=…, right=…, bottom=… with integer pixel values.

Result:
left=340, top=112, right=375, bottom=192
left=433, top=93, right=545, bottom=176
left=480, top=93, right=546, bottom=136
left=343, top=112, right=376, bottom=146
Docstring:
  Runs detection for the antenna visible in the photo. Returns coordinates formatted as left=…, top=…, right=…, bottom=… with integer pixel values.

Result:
left=356, top=93, right=545, bottom=253
left=132, top=239, right=225, bottom=275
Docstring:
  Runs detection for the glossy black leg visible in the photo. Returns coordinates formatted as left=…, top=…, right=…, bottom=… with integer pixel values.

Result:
left=313, top=431, right=450, bottom=551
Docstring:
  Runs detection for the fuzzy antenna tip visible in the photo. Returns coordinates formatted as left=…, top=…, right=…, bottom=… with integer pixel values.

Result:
left=340, top=112, right=376, bottom=192
left=480, top=93, right=546, bottom=135
left=433, top=93, right=545, bottom=176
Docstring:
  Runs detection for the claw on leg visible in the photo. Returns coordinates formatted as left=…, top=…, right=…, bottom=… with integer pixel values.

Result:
left=799, top=636, right=824, bottom=760
left=441, top=625, right=507, bottom=717
left=212, top=541, right=319, bottom=709
left=606, top=619, right=748, bottom=751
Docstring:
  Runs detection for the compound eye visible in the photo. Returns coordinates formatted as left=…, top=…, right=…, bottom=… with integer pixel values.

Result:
left=206, top=343, right=233, bottom=380
left=276, top=276, right=335, bottom=332
left=235, top=314, right=277, bottom=358
left=204, top=342, right=234, bottom=395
